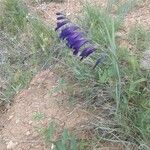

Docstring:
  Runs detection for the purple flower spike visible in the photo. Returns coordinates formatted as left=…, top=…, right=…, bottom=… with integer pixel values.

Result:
left=57, top=16, right=66, bottom=20
left=59, top=26, right=79, bottom=39
left=71, top=39, right=89, bottom=55
left=71, top=39, right=88, bottom=49
left=55, top=12, right=106, bottom=68
left=80, top=47, right=95, bottom=60
left=55, top=20, right=69, bottom=31
left=56, top=12, right=63, bottom=15
left=66, top=32, right=84, bottom=47
left=66, top=34, right=80, bottom=47
left=73, top=50, right=79, bottom=55
left=67, top=32, right=83, bottom=41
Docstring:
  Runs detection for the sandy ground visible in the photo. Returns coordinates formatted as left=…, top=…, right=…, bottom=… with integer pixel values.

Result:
left=28, top=0, right=107, bottom=25
left=0, top=70, right=91, bottom=150
left=124, top=0, right=150, bottom=31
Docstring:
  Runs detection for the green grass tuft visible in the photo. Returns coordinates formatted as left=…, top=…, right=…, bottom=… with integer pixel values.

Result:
left=0, top=0, right=57, bottom=103
left=128, top=26, right=150, bottom=51
left=0, top=0, right=28, bottom=35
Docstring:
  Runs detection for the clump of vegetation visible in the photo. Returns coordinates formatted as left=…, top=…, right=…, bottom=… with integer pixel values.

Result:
left=0, top=0, right=28, bottom=35
left=53, top=1, right=150, bottom=149
left=0, top=0, right=56, bottom=103
left=35, top=122, right=78, bottom=150
left=0, top=31, right=33, bottom=102
left=128, top=26, right=150, bottom=51
left=31, top=0, right=64, bottom=4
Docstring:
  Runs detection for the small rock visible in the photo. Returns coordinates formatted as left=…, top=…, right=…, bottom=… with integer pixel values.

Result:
left=8, top=115, right=14, bottom=121
left=51, top=143, right=55, bottom=150
left=116, top=31, right=126, bottom=38
left=52, top=93, right=58, bottom=97
left=5, top=103, right=11, bottom=110
left=25, top=131, right=31, bottom=136
left=28, top=121, right=33, bottom=125
left=7, top=141, right=18, bottom=149
left=140, top=50, right=150, bottom=70
left=15, top=119, right=20, bottom=124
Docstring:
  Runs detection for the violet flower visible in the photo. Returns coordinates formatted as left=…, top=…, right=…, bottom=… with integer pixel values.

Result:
left=55, top=12, right=106, bottom=68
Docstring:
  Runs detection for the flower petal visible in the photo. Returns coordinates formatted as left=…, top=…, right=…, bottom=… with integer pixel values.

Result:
left=80, top=47, right=95, bottom=60
left=72, top=39, right=89, bottom=55
left=55, top=20, right=69, bottom=31
left=57, top=16, right=66, bottom=20
left=59, top=26, right=79, bottom=39
left=71, top=39, right=88, bottom=49
left=66, top=32, right=83, bottom=47
left=93, top=53, right=107, bottom=69
left=56, top=12, right=63, bottom=15
left=66, top=32, right=83, bottom=41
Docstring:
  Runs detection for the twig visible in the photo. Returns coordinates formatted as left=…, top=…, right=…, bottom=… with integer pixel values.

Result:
left=66, top=0, right=70, bottom=16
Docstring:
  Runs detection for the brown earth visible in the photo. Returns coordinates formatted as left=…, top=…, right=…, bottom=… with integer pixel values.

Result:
left=28, top=0, right=107, bottom=25
left=124, top=0, right=150, bottom=32
left=0, top=70, right=92, bottom=150
left=0, top=69, right=127, bottom=150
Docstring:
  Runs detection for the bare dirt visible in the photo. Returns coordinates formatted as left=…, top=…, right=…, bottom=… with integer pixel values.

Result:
left=29, top=0, right=107, bottom=25
left=124, top=0, right=150, bottom=32
left=0, top=70, right=91, bottom=150
left=119, top=0, right=150, bottom=48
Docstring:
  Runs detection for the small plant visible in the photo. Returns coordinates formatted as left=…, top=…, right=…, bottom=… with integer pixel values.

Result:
left=28, top=16, right=55, bottom=54
left=55, top=12, right=107, bottom=69
left=0, top=31, right=33, bottom=102
left=0, top=0, right=56, bottom=103
left=128, top=26, right=150, bottom=51
left=32, top=0, right=64, bottom=4
left=54, top=129, right=77, bottom=150
left=33, top=112, right=44, bottom=121
left=40, top=122, right=77, bottom=150
left=53, top=2, right=150, bottom=149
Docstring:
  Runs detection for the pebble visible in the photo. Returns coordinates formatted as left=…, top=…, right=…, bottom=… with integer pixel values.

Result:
left=25, top=131, right=31, bottom=136
left=8, top=115, right=14, bottom=121
left=7, top=141, right=18, bottom=149
left=28, top=121, right=33, bottom=125
left=140, top=50, right=150, bottom=70
left=15, top=119, right=20, bottom=124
